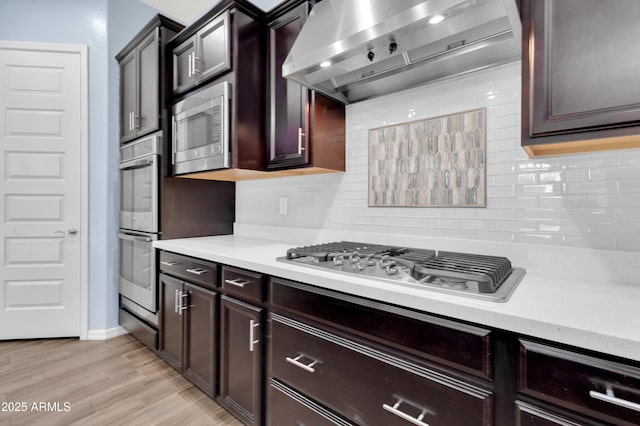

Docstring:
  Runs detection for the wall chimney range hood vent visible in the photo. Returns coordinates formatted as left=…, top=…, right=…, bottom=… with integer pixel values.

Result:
left=282, top=0, right=522, bottom=104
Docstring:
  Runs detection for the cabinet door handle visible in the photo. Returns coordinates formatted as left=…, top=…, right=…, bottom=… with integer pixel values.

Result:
left=249, top=319, right=260, bottom=352
left=188, top=52, right=193, bottom=77
left=160, top=260, right=179, bottom=267
left=186, top=268, right=208, bottom=276
left=178, top=291, right=189, bottom=315
left=192, top=55, right=200, bottom=75
left=128, top=111, right=133, bottom=132
left=285, top=354, right=320, bottom=373
left=224, top=278, right=250, bottom=288
left=383, top=397, right=432, bottom=426
left=590, top=387, right=640, bottom=413
left=297, top=127, right=306, bottom=154
left=174, top=289, right=179, bottom=314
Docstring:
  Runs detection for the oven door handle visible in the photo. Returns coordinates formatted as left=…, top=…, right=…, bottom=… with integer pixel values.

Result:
left=119, top=156, right=156, bottom=171
left=118, top=232, right=153, bottom=243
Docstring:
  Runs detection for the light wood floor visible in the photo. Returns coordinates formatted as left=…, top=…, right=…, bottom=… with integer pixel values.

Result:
left=0, top=334, right=243, bottom=425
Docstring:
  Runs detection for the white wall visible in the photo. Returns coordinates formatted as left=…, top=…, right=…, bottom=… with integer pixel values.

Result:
left=237, top=62, right=640, bottom=252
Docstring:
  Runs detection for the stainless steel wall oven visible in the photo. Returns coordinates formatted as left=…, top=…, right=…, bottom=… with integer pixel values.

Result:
left=118, top=133, right=161, bottom=323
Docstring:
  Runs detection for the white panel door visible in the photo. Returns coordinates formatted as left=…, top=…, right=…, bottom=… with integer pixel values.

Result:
left=0, top=42, right=86, bottom=339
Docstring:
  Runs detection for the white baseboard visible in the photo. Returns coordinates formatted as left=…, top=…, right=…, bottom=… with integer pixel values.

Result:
left=87, top=326, right=129, bottom=340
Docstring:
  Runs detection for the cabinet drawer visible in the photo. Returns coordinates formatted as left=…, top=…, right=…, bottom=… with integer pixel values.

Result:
left=268, top=379, right=353, bottom=426
left=519, top=340, right=640, bottom=426
left=158, top=251, right=217, bottom=290
left=515, top=401, right=602, bottom=426
left=221, top=266, right=264, bottom=303
left=119, top=308, right=158, bottom=351
left=270, top=314, right=492, bottom=426
left=270, top=278, right=492, bottom=378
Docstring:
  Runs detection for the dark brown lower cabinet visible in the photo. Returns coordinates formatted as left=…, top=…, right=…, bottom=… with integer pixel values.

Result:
left=159, top=273, right=218, bottom=398
left=269, top=313, right=492, bottom=426
left=519, top=340, right=640, bottom=426
left=515, top=401, right=603, bottom=426
left=159, top=274, right=183, bottom=370
left=267, top=378, right=352, bottom=426
left=155, top=255, right=640, bottom=426
left=220, top=295, right=263, bottom=426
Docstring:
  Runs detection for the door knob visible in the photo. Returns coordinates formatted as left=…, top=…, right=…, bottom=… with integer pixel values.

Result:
left=55, top=228, right=78, bottom=236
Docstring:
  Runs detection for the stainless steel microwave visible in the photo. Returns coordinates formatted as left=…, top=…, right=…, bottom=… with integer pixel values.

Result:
left=172, top=81, right=231, bottom=175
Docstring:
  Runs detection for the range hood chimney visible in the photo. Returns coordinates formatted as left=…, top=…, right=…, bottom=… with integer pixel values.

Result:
left=282, top=0, right=522, bottom=104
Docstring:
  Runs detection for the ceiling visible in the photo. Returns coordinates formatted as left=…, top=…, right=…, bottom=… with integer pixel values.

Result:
left=141, top=0, right=284, bottom=23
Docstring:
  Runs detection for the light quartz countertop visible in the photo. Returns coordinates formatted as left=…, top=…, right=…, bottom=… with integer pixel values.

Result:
left=154, top=233, right=640, bottom=362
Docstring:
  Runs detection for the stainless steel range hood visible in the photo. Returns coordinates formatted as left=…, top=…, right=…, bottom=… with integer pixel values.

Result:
left=282, top=0, right=522, bottom=104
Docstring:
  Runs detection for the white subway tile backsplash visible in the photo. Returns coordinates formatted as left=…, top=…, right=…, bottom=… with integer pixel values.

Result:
left=618, top=208, right=640, bottom=224
left=236, top=62, right=640, bottom=252
left=616, top=228, right=640, bottom=251
left=618, top=180, right=640, bottom=194
left=490, top=196, right=538, bottom=209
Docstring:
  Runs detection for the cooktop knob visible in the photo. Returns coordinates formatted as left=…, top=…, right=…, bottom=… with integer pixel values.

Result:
left=333, top=256, right=344, bottom=266
left=386, top=263, right=398, bottom=275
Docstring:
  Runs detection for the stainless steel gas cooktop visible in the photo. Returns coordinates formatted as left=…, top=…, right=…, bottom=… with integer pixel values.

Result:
left=278, top=241, right=526, bottom=302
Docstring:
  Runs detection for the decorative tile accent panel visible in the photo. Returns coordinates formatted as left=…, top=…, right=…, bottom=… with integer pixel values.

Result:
left=236, top=62, right=640, bottom=253
left=369, top=109, right=486, bottom=207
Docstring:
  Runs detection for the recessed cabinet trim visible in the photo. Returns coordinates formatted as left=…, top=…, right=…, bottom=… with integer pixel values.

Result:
left=266, top=2, right=309, bottom=169
left=519, top=339, right=640, bottom=426
left=521, top=0, right=640, bottom=157
left=220, top=295, right=263, bottom=426
left=119, top=29, right=160, bottom=143
left=173, top=10, right=231, bottom=95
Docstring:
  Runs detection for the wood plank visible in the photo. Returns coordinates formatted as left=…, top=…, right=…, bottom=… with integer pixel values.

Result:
left=0, top=334, right=243, bottom=425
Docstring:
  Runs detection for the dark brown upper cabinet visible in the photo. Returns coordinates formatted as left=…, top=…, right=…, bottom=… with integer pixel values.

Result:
left=116, top=15, right=183, bottom=144
left=522, top=0, right=640, bottom=157
left=266, top=1, right=346, bottom=174
left=172, top=11, right=231, bottom=95
left=168, top=0, right=266, bottom=180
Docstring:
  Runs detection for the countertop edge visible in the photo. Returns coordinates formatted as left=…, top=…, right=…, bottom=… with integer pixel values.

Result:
left=154, top=236, right=640, bottom=362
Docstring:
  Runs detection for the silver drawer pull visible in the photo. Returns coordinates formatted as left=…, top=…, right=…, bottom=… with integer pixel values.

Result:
left=383, top=397, right=431, bottom=426
left=160, top=260, right=179, bottom=266
left=186, top=268, right=208, bottom=275
left=590, top=386, right=640, bottom=413
left=285, top=354, right=320, bottom=373
left=225, top=278, right=250, bottom=288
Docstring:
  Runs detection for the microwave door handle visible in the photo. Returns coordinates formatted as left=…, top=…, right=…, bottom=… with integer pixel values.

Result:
left=119, top=157, right=155, bottom=171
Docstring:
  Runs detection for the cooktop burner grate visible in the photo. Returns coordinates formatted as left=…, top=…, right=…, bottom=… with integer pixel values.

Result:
left=280, top=241, right=526, bottom=302
left=286, top=241, right=417, bottom=261
left=417, top=251, right=513, bottom=288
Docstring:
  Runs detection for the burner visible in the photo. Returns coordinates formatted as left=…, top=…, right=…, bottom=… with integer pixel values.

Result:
left=280, top=241, right=525, bottom=302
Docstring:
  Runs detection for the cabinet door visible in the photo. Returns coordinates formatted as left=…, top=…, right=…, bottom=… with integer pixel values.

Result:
left=220, top=296, right=263, bottom=426
left=173, top=36, right=196, bottom=95
left=196, top=11, right=231, bottom=83
left=267, top=3, right=310, bottom=169
left=183, top=283, right=218, bottom=398
left=136, top=28, right=159, bottom=138
left=525, top=0, right=640, bottom=138
left=158, top=273, right=184, bottom=371
left=120, top=49, right=137, bottom=142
